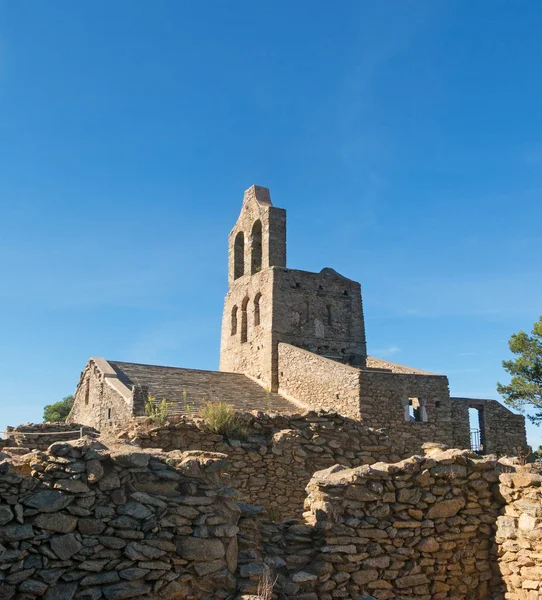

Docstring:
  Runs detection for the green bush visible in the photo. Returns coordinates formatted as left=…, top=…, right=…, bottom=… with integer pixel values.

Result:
left=43, top=395, right=74, bottom=422
left=145, top=396, right=173, bottom=425
left=200, top=401, right=248, bottom=439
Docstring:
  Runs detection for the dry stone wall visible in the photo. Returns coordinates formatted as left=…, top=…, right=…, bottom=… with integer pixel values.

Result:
left=1, top=423, right=98, bottom=451
left=496, top=467, right=542, bottom=599
left=0, top=439, right=241, bottom=600
left=294, top=448, right=505, bottom=600
left=127, top=410, right=395, bottom=521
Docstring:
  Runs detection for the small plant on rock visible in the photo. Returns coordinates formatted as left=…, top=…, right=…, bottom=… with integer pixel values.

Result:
left=145, top=395, right=173, bottom=425
left=200, top=401, right=248, bottom=439
left=267, top=507, right=281, bottom=522
left=257, top=565, right=277, bottom=600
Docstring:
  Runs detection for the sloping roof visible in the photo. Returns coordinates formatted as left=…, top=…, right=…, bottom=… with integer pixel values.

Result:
left=364, top=356, right=438, bottom=375
left=107, top=360, right=302, bottom=415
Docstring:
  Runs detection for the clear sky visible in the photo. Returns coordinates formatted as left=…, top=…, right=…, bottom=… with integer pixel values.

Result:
left=0, top=1, right=540, bottom=447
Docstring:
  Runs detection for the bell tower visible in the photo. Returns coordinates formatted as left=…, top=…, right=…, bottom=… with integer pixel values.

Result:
left=227, top=185, right=286, bottom=287
left=220, top=186, right=286, bottom=390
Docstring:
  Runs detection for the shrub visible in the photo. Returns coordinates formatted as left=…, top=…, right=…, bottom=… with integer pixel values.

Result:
left=200, top=401, right=248, bottom=439
left=145, top=396, right=173, bottom=425
left=43, top=395, right=74, bottom=422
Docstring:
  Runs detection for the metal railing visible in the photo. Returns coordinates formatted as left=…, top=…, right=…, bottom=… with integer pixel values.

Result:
left=1, top=427, right=96, bottom=441
left=470, top=429, right=482, bottom=452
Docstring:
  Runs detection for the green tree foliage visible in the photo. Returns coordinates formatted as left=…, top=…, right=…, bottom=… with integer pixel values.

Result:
left=43, top=395, right=75, bottom=422
left=497, top=315, right=542, bottom=424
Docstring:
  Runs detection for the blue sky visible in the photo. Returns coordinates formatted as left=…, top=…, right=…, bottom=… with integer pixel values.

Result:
left=0, top=1, right=540, bottom=446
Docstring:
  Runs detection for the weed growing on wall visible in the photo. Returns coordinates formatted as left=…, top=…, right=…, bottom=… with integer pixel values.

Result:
left=145, top=396, right=173, bottom=425
left=200, top=401, right=248, bottom=439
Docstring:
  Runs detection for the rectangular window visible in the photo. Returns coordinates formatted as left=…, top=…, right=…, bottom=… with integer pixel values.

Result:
left=107, top=408, right=112, bottom=420
left=403, top=397, right=428, bottom=422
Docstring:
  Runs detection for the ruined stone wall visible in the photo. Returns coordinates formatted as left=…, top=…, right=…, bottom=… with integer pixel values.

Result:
left=496, top=467, right=542, bottom=599
left=277, top=344, right=362, bottom=420
left=357, top=369, right=454, bottom=456
left=68, top=359, right=134, bottom=430
left=481, top=399, right=527, bottom=455
left=2, top=423, right=98, bottom=451
left=294, top=448, right=504, bottom=600
left=450, top=398, right=471, bottom=451
left=450, top=398, right=527, bottom=456
left=278, top=343, right=455, bottom=456
left=0, top=439, right=240, bottom=600
left=127, top=411, right=395, bottom=520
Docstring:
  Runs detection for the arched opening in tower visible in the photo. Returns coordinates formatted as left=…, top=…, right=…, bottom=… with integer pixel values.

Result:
left=251, top=220, right=263, bottom=274
left=234, top=232, right=245, bottom=279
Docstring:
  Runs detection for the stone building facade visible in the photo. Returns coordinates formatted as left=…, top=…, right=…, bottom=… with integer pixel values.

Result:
left=66, top=184, right=527, bottom=457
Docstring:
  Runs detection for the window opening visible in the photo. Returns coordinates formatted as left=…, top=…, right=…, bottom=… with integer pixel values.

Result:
left=469, top=406, right=484, bottom=452
left=403, top=397, right=427, bottom=422
left=241, top=297, right=249, bottom=343
left=254, top=293, right=261, bottom=326
left=231, top=305, right=238, bottom=335
left=251, top=220, right=262, bottom=274
left=234, top=232, right=245, bottom=279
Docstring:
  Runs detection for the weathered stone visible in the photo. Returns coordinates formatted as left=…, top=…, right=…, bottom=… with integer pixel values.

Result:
left=53, top=479, right=90, bottom=494
left=101, top=581, right=152, bottom=600
left=395, top=574, right=430, bottom=588
left=0, top=505, right=14, bottom=525
left=50, top=533, right=83, bottom=560
left=35, top=512, right=78, bottom=533
left=426, top=498, right=466, bottom=519
left=80, top=571, right=120, bottom=586
left=351, top=569, right=379, bottom=586
left=176, top=537, right=225, bottom=561
left=0, top=524, right=34, bottom=541
left=19, top=579, right=48, bottom=595
left=85, top=459, right=104, bottom=483
left=43, top=583, right=78, bottom=600
left=117, top=502, right=152, bottom=520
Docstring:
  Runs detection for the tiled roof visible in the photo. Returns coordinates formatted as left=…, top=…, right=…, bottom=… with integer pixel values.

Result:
left=107, top=360, right=301, bottom=415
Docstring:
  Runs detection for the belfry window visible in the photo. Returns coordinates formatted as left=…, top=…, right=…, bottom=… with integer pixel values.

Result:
left=234, top=232, right=245, bottom=279
left=251, top=220, right=262, bottom=274
left=241, top=297, right=249, bottom=343
left=254, top=293, right=261, bottom=326
left=231, top=305, right=238, bottom=335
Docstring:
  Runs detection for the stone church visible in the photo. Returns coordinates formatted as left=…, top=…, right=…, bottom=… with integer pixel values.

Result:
left=68, top=185, right=526, bottom=456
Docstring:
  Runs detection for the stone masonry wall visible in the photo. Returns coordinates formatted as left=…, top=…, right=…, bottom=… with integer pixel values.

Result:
left=272, top=268, right=367, bottom=367
left=0, top=439, right=240, bottom=600
left=495, top=467, right=542, bottom=599
left=294, top=448, right=505, bottom=600
left=357, top=369, right=454, bottom=457
left=127, top=410, right=395, bottom=521
left=482, top=399, right=527, bottom=456
left=450, top=398, right=471, bottom=451
left=277, top=344, right=362, bottom=420
left=278, top=343, right=456, bottom=456
left=1, top=423, right=98, bottom=451
left=450, top=398, right=527, bottom=456
left=69, top=359, right=134, bottom=431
